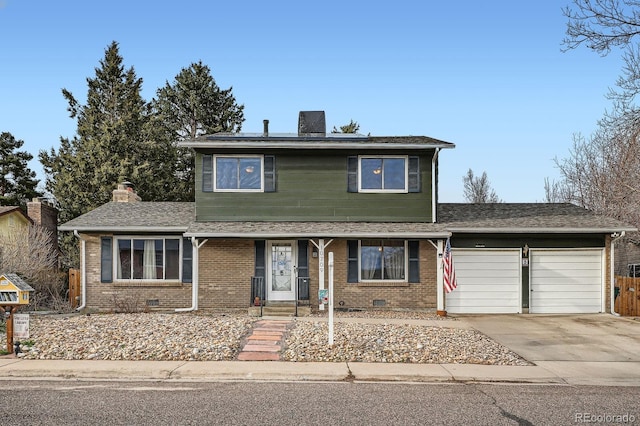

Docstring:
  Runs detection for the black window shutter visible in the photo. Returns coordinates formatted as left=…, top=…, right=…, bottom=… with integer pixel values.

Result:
left=202, top=154, right=213, bottom=192
left=182, top=238, right=193, bottom=283
left=264, top=155, right=276, bottom=192
left=255, top=240, right=266, bottom=278
left=101, top=237, right=113, bottom=283
left=347, top=156, right=358, bottom=192
left=347, top=240, right=359, bottom=282
left=297, top=240, right=310, bottom=300
left=297, top=240, right=309, bottom=278
left=408, top=240, right=420, bottom=283
left=408, top=156, right=420, bottom=193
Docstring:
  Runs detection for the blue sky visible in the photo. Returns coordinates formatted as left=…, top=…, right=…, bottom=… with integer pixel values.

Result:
left=0, top=0, right=624, bottom=202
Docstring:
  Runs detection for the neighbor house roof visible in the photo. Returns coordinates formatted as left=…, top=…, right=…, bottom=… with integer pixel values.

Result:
left=438, top=203, right=637, bottom=234
left=58, top=202, right=194, bottom=233
left=0, top=206, right=32, bottom=223
left=179, top=134, right=456, bottom=150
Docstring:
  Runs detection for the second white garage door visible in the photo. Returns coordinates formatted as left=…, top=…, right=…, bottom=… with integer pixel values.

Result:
left=446, top=249, right=522, bottom=314
left=529, top=249, right=604, bottom=314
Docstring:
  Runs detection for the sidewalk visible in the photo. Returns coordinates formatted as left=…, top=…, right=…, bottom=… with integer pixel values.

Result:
left=2, top=357, right=640, bottom=385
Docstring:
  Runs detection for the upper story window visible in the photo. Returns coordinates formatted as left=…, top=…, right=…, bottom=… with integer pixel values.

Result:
left=215, top=156, right=263, bottom=191
left=348, top=155, right=420, bottom=193
left=202, top=154, right=275, bottom=193
left=359, top=156, right=407, bottom=192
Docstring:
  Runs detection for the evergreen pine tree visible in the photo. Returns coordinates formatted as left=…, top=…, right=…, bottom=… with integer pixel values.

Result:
left=0, top=131, right=41, bottom=207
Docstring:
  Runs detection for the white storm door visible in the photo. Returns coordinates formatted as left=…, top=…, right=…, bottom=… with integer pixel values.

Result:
left=267, top=241, right=296, bottom=301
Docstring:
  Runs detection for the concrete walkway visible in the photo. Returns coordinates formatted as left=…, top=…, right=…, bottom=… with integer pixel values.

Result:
left=0, top=314, right=639, bottom=386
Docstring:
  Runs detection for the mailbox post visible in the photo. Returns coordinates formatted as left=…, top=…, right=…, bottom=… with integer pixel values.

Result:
left=0, top=274, right=34, bottom=354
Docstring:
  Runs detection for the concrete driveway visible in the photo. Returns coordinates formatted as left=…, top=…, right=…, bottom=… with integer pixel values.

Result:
left=458, top=314, right=640, bottom=363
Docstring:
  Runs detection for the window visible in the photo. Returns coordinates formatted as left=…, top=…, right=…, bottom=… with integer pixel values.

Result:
left=202, top=154, right=275, bottom=193
left=360, top=240, right=407, bottom=281
left=115, top=238, right=181, bottom=280
left=348, top=156, right=420, bottom=193
left=629, top=264, right=640, bottom=277
left=348, top=240, right=419, bottom=283
left=359, top=157, right=407, bottom=192
left=215, top=156, right=263, bottom=191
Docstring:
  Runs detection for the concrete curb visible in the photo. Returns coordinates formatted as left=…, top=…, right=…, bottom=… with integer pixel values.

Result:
left=0, top=359, right=569, bottom=384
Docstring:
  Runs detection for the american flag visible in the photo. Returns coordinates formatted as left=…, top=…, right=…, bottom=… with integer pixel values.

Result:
left=443, top=238, right=457, bottom=293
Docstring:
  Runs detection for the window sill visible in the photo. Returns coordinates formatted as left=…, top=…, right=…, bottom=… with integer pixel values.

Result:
left=113, top=281, right=186, bottom=288
left=355, top=281, right=410, bottom=287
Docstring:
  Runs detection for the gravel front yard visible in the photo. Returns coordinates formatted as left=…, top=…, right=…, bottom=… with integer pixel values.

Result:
left=1, top=311, right=531, bottom=365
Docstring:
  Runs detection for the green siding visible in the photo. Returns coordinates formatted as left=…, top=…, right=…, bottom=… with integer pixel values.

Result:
left=195, top=151, right=435, bottom=222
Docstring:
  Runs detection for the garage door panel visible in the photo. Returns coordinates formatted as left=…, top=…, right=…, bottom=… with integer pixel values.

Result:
left=532, top=291, right=601, bottom=300
left=457, top=276, right=521, bottom=284
left=446, top=249, right=521, bottom=314
left=532, top=284, right=600, bottom=292
left=530, top=249, right=603, bottom=314
left=532, top=269, right=601, bottom=279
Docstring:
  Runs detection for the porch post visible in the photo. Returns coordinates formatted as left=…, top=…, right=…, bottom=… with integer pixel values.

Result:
left=310, top=238, right=333, bottom=311
left=437, top=239, right=445, bottom=316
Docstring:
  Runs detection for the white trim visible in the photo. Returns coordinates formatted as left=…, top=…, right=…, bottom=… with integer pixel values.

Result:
left=446, top=227, right=636, bottom=234
left=184, top=231, right=451, bottom=239
left=180, top=141, right=456, bottom=150
left=213, top=154, right=264, bottom=192
left=431, top=148, right=439, bottom=223
left=357, top=155, right=408, bottom=193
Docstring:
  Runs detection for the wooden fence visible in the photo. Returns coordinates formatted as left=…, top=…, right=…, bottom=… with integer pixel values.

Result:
left=68, top=268, right=81, bottom=309
left=615, top=276, right=640, bottom=316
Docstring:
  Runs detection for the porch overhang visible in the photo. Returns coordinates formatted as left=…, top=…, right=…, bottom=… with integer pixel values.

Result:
left=184, top=221, right=450, bottom=239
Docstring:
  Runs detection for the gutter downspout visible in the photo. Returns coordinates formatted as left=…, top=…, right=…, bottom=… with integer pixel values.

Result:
left=431, top=148, right=440, bottom=223
left=610, top=231, right=626, bottom=316
left=73, top=230, right=86, bottom=311
left=176, top=237, right=207, bottom=313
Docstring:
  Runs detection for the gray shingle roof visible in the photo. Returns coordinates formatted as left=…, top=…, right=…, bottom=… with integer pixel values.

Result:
left=185, top=221, right=449, bottom=238
left=0, top=273, right=35, bottom=291
left=438, top=203, right=637, bottom=233
left=58, top=202, right=194, bottom=232
left=58, top=201, right=636, bottom=236
left=179, top=134, right=455, bottom=150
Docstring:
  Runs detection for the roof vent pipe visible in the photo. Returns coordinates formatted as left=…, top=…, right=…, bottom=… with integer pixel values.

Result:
left=263, top=119, right=269, bottom=137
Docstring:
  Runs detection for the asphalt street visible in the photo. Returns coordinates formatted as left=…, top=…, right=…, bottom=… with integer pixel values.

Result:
left=1, top=380, right=638, bottom=425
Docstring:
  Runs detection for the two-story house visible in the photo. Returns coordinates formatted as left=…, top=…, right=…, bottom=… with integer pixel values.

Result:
left=59, top=111, right=636, bottom=315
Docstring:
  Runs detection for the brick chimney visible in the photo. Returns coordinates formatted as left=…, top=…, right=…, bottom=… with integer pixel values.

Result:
left=112, top=182, right=141, bottom=203
left=298, top=111, right=326, bottom=136
left=27, top=197, right=59, bottom=252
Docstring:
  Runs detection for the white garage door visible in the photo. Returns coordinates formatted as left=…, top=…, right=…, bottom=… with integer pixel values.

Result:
left=446, top=249, right=521, bottom=314
left=530, top=249, right=603, bottom=314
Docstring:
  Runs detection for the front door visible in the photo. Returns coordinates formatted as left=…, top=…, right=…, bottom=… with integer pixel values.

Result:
left=267, top=241, right=296, bottom=301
